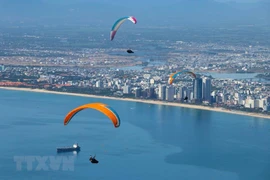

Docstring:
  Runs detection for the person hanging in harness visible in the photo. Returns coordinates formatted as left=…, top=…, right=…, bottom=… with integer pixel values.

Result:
left=127, top=49, right=134, bottom=53
left=89, top=155, right=99, bottom=164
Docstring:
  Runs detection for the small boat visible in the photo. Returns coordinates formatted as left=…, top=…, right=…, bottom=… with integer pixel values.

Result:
left=57, top=143, right=81, bottom=153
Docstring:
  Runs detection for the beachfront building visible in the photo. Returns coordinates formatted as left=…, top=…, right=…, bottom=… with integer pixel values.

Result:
left=166, top=86, right=175, bottom=102
left=148, top=87, right=156, bottom=99
left=159, top=85, right=166, bottom=100
left=180, top=86, right=188, bottom=100
left=267, top=97, right=270, bottom=105
left=179, top=86, right=193, bottom=101
left=96, top=80, right=103, bottom=88
left=135, top=87, right=141, bottom=98
left=202, top=77, right=212, bottom=102
left=123, top=85, right=131, bottom=94
left=254, top=98, right=267, bottom=109
left=245, top=96, right=255, bottom=108
left=193, top=77, right=203, bottom=103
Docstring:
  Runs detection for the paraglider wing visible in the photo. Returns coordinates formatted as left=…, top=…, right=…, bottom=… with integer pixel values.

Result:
left=105, top=105, right=121, bottom=127
left=186, top=72, right=196, bottom=79
left=168, top=72, right=180, bottom=85
left=63, top=103, right=121, bottom=128
left=168, top=70, right=197, bottom=85
left=110, top=16, right=137, bottom=41
left=168, top=77, right=174, bottom=84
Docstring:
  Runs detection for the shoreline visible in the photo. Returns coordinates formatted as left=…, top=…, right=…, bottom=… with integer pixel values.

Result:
left=0, top=86, right=269, bottom=120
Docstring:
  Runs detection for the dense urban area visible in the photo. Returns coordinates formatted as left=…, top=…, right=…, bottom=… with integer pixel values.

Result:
left=0, top=64, right=269, bottom=115
left=0, top=26, right=269, bottom=115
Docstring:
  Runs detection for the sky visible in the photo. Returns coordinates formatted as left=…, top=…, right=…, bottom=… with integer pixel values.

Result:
left=0, top=0, right=268, bottom=27
left=215, top=0, right=260, bottom=2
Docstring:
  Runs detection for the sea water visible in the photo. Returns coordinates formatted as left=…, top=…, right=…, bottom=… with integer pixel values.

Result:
left=0, top=89, right=270, bottom=180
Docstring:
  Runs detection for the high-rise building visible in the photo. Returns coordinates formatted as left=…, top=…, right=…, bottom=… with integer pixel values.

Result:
left=245, top=96, right=254, bottom=108
left=267, top=105, right=270, bottom=111
left=148, top=87, right=156, bottom=99
left=254, top=99, right=265, bottom=109
left=166, top=86, right=175, bottom=102
left=180, top=86, right=188, bottom=99
left=189, top=91, right=194, bottom=100
left=140, top=90, right=147, bottom=98
left=193, top=78, right=203, bottom=102
left=123, top=85, right=131, bottom=94
left=135, top=88, right=141, bottom=98
left=158, top=85, right=166, bottom=100
left=267, top=96, right=270, bottom=104
left=180, top=86, right=192, bottom=100
left=211, top=91, right=216, bottom=103
left=202, top=77, right=211, bottom=102
left=177, top=90, right=181, bottom=100
left=96, top=80, right=103, bottom=88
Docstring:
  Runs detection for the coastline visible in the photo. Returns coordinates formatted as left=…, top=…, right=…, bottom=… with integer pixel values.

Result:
left=0, top=86, right=269, bottom=119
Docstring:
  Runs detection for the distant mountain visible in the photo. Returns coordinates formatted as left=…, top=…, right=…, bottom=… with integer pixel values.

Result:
left=0, top=0, right=268, bottom=27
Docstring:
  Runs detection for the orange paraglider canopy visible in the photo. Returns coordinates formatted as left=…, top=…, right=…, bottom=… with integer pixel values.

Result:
left=64, top=103, right=120, bottom=128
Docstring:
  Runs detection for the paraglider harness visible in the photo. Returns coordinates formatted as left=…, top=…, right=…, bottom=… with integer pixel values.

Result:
left=127, top=49, right=134, bottom=53
left=89, top=155, right=99, bottom=164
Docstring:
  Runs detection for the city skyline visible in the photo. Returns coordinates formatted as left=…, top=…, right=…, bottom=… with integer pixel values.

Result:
left=0, top=64, right=269, bottom=113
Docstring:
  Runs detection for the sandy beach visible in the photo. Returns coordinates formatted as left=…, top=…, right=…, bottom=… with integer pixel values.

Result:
left=0, top=86, right=269, bottom=119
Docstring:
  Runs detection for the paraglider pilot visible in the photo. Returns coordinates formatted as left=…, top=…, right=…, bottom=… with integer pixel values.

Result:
left=90, top=155, right=99, bottom=164
left=127, top=49, right=134, bottom=53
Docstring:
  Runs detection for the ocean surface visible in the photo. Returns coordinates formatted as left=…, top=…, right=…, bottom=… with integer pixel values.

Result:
left=0, top=89, right=270, bottom=180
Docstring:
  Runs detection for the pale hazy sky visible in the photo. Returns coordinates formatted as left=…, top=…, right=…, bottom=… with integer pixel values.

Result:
left=0, top=0, right=268, bottom=26
left=215, top=0, right=261, bottom=2
left=41, top=0, right=263, bottom=3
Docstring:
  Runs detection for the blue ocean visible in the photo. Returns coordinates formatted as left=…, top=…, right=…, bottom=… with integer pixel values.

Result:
left=0, top=89, right=270, bottom=180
